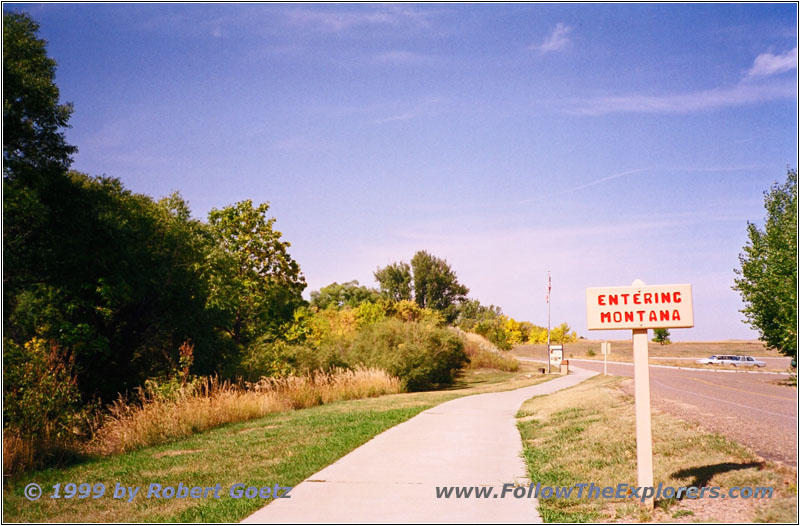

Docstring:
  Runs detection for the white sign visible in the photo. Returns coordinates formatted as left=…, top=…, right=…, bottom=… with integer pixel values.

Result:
left=585, top=284, right=694, bottom=330
left=549, top=345, right=563, bottom=367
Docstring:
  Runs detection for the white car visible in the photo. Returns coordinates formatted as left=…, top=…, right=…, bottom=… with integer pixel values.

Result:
left=695, top=355, right=766, bottom=367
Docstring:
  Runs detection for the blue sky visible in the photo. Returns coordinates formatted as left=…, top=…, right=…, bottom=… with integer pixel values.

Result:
left=8, top=3, right=797, bottom=340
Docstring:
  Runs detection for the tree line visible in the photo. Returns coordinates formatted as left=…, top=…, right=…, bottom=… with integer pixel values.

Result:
left=3, top=13, right=555, bottom=458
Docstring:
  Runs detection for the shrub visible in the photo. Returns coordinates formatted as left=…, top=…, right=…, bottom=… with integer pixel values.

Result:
left=459, top=331, right=519, bottom=371
left=348, top=319, right=468, bottom=391
left=3, top=337, right=86, bottom=474
left=240, top=337, right=351, bottom=380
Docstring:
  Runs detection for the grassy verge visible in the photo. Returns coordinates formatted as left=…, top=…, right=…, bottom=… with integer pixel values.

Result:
left=4, top=364, right=551, bottom=523
left=516, top=375, right=796, bottom=523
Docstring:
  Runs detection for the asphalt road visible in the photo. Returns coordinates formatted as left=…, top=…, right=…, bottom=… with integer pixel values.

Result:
left=649, top=356, right=793, bottom=369
left=566, top=359, right=798, bottom=466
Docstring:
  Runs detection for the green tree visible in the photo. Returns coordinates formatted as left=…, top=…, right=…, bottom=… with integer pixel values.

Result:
left=207, top=200, right=306, bottom=347
left=410, top=250, right=469, bottom=319
left=374, top=262, right=413, bottom=302
left=3, top=12, right=76, bottom=184
left=652, top=328, right=671, bottom=345
left=6, top=173, right=222, bottom=400
left=4, top=11, right=78, bottom=320
left=733, top=169, right=797, bottom=357
left=310, top=281, right=380, bottom=310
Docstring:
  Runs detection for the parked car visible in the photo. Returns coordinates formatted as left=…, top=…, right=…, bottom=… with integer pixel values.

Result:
left=695, top=355, right=766, bottom=367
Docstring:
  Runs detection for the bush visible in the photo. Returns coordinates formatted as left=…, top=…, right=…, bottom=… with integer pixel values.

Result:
left=240, top=338, right=348, bottom=380
left=459, top=331, right=519, bottom=371
left=348, top=319, right=468, bottom=391
left=3, top=337, right=86, bottom=474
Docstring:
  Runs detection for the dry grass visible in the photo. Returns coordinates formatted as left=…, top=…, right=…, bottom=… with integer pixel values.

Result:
left=456, top=330, right=519, bottom=371
left=2, top=430, right=34, bottom=476
left=89, top=367, right=401, bottom=456
left=517, top=375, right=797, bottom=522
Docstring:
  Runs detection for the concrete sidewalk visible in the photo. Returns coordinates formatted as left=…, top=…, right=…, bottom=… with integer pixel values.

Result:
left=243, top=366, right=598, bottom=524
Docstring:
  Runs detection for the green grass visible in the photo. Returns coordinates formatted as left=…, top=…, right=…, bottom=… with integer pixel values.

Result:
left=516, top=375, right=797, bottom=523
left=4, top=365, right=551, bottom=523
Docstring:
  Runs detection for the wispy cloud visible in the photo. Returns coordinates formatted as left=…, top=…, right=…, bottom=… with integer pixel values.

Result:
left=283, top=5, right=432, bottom=33
left=372, top=50, right=433, bottom=66
left=531, top=22, right=573, bottom=54
left=371, top=96, right=449, bottom=124
left=746, top=47, right=797, bottom=78
left=568, top=78, right=795, bottom=116
left=569, top=46, right=797, bottom=116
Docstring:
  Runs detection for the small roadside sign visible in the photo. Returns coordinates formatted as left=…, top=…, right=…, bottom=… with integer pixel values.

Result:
left=585, top=280, right=694, bottom=509
left=549, top=345, right=563, bottom=368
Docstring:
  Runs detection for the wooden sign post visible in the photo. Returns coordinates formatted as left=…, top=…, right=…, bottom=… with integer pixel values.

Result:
left=586, top=280, right=694, bottom=508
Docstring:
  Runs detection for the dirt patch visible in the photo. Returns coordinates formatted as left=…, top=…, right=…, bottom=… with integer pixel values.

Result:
left=236, top=425, right=279, bottom=434
left=152, top=449, right=203, bottom=458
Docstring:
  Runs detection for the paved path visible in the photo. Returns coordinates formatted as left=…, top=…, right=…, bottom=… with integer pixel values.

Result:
left=243, top=366, right=598, bottom=524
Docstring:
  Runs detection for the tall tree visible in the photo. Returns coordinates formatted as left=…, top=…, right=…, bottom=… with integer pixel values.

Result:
left=3, top=11, right=76, bottom=184
left=207, top=200, right=306, bottom=346
left=410, top=250, right=469, bottom=313
left=374, top=262, right=413, bottom=302
left=733, top=169, right=797, bottom=357
left=3, top=11, right=78, bottom=311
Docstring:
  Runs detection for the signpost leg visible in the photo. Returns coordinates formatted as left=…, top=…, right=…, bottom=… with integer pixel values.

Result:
left=632, top=328, right=654, bottom=508
left=603, top=342, right=607, bottom=376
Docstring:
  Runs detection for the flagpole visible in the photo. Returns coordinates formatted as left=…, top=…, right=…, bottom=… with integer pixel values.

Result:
left=547, top=271, right=551, bottom=374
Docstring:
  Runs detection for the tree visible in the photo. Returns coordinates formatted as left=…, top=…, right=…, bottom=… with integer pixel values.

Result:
left=652, top=328, right=671, bottom=345
left=3, top=12, right=76, bottom=184
left=207, top=200, right=306, bottom=347
left=3, top=11, right=78, bottom=320
left=410, top=250, right=469, bottom=313
left=733, top=169, right=797, bottom=358
left=310, top=281, right=380, bottom=310
left=374, top=262, right=413, bottom=302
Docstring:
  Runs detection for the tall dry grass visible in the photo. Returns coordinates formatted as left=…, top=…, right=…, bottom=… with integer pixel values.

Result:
left=89, top=367, right=400, bottom=456
left=457, top=330, right=520, bottom=371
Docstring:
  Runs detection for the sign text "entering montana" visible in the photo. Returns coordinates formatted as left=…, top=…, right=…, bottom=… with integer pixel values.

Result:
left=586, top=284, right=694, bottom=330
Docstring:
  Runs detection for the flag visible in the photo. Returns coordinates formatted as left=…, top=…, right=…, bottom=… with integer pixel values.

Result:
left=546, top=272, right=551, bottom=303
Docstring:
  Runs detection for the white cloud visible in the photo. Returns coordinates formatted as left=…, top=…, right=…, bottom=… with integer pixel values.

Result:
left=568, top=79, right=795, bottom=115
left=283, top=6, right=432, bottom=33
left=746, top=47, right=797, bottom=78
left=372, top=50, right=432, bottom=65
left=531, top=22, right=573, bottom=54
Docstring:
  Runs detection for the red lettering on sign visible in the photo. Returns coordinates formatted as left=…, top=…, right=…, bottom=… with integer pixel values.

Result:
left=600, top=312, right=611, bottom=323
left=620, top=294, right=630, bottom=304
left=598, top=295, right=606, bottom=306
left=672, top=310, right=680, bottom=320
left=649, top=311, right=657, bottom=321
left=609, top=295, right=618, bottom=306
left=625, top=312, right=634, bottom=322
left=674, top=292, right=681, bottom=303
left=659, top=310, right=670, bottom=321
left=633, top=293, right=641, bottom=304
left=637, top=310, right=645, bottom=321
left=613, top=312, right=622, bottom=322
left=644, top=293, right=652, bottom=304
left=660, top=292, right=671, bottom=303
